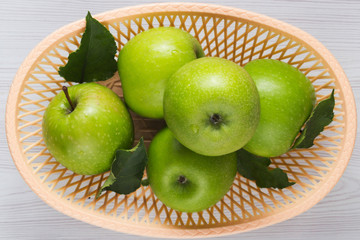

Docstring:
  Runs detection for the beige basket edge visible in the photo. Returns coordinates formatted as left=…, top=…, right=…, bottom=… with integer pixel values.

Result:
left=5, top=2, right=357, bottom=238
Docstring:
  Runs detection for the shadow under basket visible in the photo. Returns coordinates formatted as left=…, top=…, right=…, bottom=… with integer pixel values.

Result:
left=5, top=2, right=357, bottom=238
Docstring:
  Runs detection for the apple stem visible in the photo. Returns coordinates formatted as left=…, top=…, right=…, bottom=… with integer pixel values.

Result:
left=177, top=175, right=187, bottom=184
left=62, top=86, right=75, bottom=112
left=210, top=113, right=222, bottom=125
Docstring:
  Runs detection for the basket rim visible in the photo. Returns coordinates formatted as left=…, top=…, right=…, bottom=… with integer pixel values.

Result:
left=5, top=2, right=357, bottom=238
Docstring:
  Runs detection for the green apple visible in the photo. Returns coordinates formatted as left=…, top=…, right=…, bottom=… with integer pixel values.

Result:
left=118, top=27, right=205, bottom=119
left=163, top=57, right=260, bottom=156
left=244, top=59, right=316, bottom=157
left=42, top=83, right=134, bottom=175
left=147, top=128, right=237, bottom=212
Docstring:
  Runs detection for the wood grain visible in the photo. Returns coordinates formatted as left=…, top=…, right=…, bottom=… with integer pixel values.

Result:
left=1, top=0, right=359, bottom=239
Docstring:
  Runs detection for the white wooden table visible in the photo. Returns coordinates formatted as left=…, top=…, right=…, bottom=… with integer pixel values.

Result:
left=1, top=0, right=359, bottom=239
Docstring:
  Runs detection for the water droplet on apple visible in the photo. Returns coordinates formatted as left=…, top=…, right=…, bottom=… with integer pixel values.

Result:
left=171, top=50, right=178, bottom=55
left=191, top=124, right=199, bottom=134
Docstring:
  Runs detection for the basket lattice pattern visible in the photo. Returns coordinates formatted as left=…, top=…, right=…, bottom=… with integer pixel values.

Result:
left=9, top=3, right=353, bottom=238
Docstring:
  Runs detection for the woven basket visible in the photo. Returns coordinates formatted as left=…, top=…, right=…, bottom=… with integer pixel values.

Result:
left=6, top=2, right=357, bottom=238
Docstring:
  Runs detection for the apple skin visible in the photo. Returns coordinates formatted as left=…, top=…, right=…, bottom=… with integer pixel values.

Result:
left=118, top=27, right=205, bottom=119
left=163, top=57, right=260, bottom=156
left=244, top=59, right=316, bottom=157
left=147, top=128, right=237, bottom=213
left=42, top=83, right=134, bottom=175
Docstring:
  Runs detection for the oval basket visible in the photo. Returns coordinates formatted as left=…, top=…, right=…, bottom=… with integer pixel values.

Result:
left=6, top=2, right=357, bottom=238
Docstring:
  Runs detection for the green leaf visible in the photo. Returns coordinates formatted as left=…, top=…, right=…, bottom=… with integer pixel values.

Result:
left=96, top=138, right=148, bottom=199
left=237, top=149, right=295, bottom=189
left=58, top=11, right=117, bottom=83
left=141, top=179, right=149, bottom=186
left=292, top=90, right=335, bottom=149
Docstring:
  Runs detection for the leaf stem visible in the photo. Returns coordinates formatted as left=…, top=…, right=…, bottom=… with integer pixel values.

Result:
left=62, top=86, right=75, bottom=112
